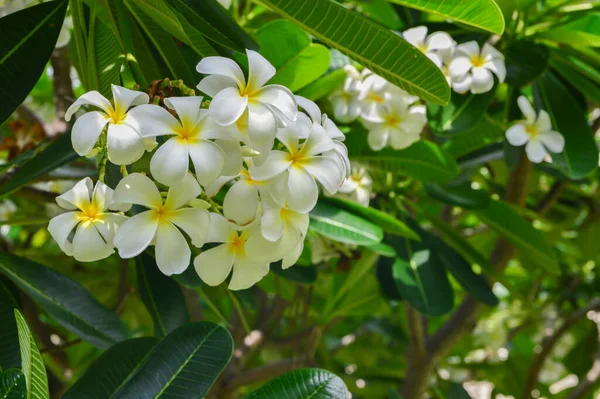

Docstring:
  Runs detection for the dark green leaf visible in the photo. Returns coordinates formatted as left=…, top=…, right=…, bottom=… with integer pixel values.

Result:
left=258, top=0, right=450, bottom=104
left=0, top=369, right=26, bottom=399
left=356, top=0, right=404, bottom=29
left=112, top=322, right=233, bottom=398
left=309, top=202, right=383, bottom=246
left=427, top=89, right=496, bottom=135
left=449, top=383, right=473, bottom=398
left=0, top=281, right=20, bottom=370
left=172, top=264, right=205, bottom=288
left=425, top=184, right=491, bottom=209
left=442, top=117, right=504, bottom=158
left=63, top=338, right=158, bottom=399
left=137, top=253, right=189, bottom=337
left=0, top=0, right=68, bottom=125
left=0, top=252, right=128, bottom=349
left=246, top=368, right=349, bottom=399
left=14, top=310, right=48, bottom=399
left=271, top=262, right=318, bottom=284
left=552, top=59, right=600, bottom=103
left=505, top=41, right=549, bottom=87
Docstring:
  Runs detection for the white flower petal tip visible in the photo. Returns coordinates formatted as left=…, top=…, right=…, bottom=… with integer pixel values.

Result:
left=448, top=42, right=505, bottom=94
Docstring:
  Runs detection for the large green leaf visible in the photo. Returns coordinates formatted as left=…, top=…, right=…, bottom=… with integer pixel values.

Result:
left=442, top=117, right=504, bottom=158
left=256, top=20, right=330, bottom=92
left=0, top=281, right=20, bottom=370
left=505, top=41, right=549, bottom=87
left=309, top=201, right=383, bottom=246
left=388, top=0, right=504, bottom=34
left=62, top=338, right=158, bottom=399
left=257, top=0, right=450, bottom=104
left=356, top=0, right=404, bottom=29
left=14, top=310, right=48, bottom=399
left=537, top=13, right=600, bottom=47
left=0, top=369, right=26, bottom=399
left=552, top=59, right=600, bottom=103
left=296, top=69, right=346, bottom=101
left=246, top=368, right=349, bottom=398
left=0, top=0, right=68, bottom=125
left=534, top=71, right=598, bottom=179
left=425, top=184, right=491, bottom=209
left=475, top=199, right=559, bottom=274
left=86, top=8, right=123, bottom=97
left=136, top=253, right=188, bottom=337
left=0, top=133, right=78, bottom=199
left=112, top=322, right=233, bottom=398
left=0, top=252, right=128, bottom=349
left=427, top=89, right=497, bottom=135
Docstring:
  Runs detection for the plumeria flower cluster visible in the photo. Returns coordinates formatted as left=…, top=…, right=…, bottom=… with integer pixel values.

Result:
left=48, top=50, right=350, bottom=290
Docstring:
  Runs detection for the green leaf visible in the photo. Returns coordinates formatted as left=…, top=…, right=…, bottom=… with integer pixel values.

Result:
left=355, top=0, right=404, bottom=29
left=322, top=196, right=420, bottom=240
left=0, top=133, right=78, bottom=199
left=552, top=59, right=600, bottom=103
left=112, top=322, right=233, bottom=398
left=14, top=310, right=48, bottom=399
left=534, top=71, right=598, bottom=179
left=256, top=20, right=330, bottom=92
left=0, top=369, right=26, bottom=399
left=309, top=201, right=383, bottom=246
left=425, top=184, right=491, bottom=209
left=0, top=0, right=68, bottom=125
left=62, top=338, right=158, bottom=399
left=271, top=262, right=318, bottom=284
left=136, top=253, right=189, bottom=337
left=449, top=383, right=473, bottom=398
left=537, top=13, right=600, bottom=47
left=296, top=69, right=346, bottom=101
left=387, top=0, right=505, bottom=34
left=474, top=199, right=559, bottom=274
left=0, top=252, right=128, bottom=349
left=246, top=368, right=349, bottom=398
left=505, top=41, right=549, bottom=87
left=257, top=0, right=450, bottom=104
left=0, top=281, right=20, bottom=370
left=427, top=89, right=497, bottom=135
left=442, top=117, right=504, bottom=158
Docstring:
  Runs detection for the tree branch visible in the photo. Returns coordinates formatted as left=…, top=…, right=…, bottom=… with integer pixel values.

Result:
left=222, top=359, right=305, bottom=393
left=535, top=181, right=565, bottom=216
left=48, top=47, right=74, bottom=135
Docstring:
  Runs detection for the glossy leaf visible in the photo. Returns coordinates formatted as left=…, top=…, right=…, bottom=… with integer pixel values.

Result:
left=258, top=0, right=450, bottom=104
left=14, top=310, right=48, bottom=399
left=427, top=89, right=497, bottom=135
left=136, top=252, right=189, bottom=337
left=0, top=0, right=68, bottom=125
left=0, top=281, right=20, bottom=370
left=537, top=13, right=600, bottom=47
left=442, top=117, right=504, bottom=158
left=0, top=252, right=128, bottom=349
left=356, top=0, right=404, bottom=29
left=552, top=59, right=600, bottom=103
left=309, top=202, right=383, bottom=246
left=425, top=184, right=491, bottom=209
left=246, top=368, right=349, bottom=399
left=112, top=322, right=233, bottom=398
left=387, top=0, right=504, bottom=34
left=256, top=20, right=330, bottom=92
left=0, top=369, right=26, bottom=399
left=505, top=41, right=549, bottom=87
left=62, top=338, right=158, bottom=399
left=296, top=69, right=346, bottom=101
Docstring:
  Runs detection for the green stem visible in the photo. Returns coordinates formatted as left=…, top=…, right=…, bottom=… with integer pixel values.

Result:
left=228, top=289, right=251, bottom=334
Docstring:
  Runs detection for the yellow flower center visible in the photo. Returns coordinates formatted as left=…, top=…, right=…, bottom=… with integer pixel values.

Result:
left=152, top=206, right=171, bottom=221
left=78, top=203, right=103, bottom=225
left=228, top=234, right=246, bottom=256
left=417, top=44, right=428, bottom=54
left=368, top=92, right=385, bottom=104
left=525, top=124, right=539, bottom=139
left=385, top=115, right=401, bottom=127
left=106, top=105, right=127, bottom=125
left=176, top=125, right=197, bottom=143
left=279, top=207, right=292, bottom=221
left=240, top=169, right=263, bottom=186
left=470, top=55, right=486, bottom=68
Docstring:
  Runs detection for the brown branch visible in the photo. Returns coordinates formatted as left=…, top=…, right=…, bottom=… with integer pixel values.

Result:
left=535, top=181, right=565, bottom=216
left=222, top=359, right=305, bottom=392
left=48, top=47, right=74, bottom=135
left=40, top=339, right=82, bottom=354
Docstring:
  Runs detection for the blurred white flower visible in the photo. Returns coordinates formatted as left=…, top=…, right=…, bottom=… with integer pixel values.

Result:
left=337, top=166, right=372, bottom=207
left=402, top=26, right=455, bottom=67
left=328, top=65, right=369, bottom=123
left=48, top=178, right=129, bottom=262
left=506, top=96, right=565, bottom=163
left=113, top=173, right=209, bottom=275
left=217, top=0, right=232, bottom=8
left=194, top=213, right=270, bottom=290
left=65, top=85, right=154, bottom=165
left=0, top=200, right=17, bottom=221
left=449, top=41, right=506, bottom=94
left=359, top=74, right=416, bottom=122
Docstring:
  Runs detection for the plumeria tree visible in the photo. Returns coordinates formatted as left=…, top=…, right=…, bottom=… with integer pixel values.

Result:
left=0, top=0, right=599, bottom=398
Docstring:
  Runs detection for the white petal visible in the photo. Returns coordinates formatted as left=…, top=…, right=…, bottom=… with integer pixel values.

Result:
left=164, top=96, right=203, bottom=127
left=199, top=114, right=243, bottom=141
left=540, top=131, right=565, bottom=153
left=197, top=74, right=239, bottom=97
left=168, top=208, right=210, bottom=247
left=114, top=173, right=163, bottom=209
left=56, top=177, right=93, bottom=210
left=71, top=111, right=109, bottom=156
left=187, top=140, right=226, bottom=186
left=254, top=85, right=298, bottom=122
left=247, top=101, right=278, bottom=141
left=91, top=181, right=113, bottom=212
left=517, top=96, right=537, bottom=123
left=155, top=221, right=191, bottom=275
left=482, top=43, right=504, bottom=61
left=114, top=210, right=158, bottom=258
left=244, top=232, right=281, bottom=261
left=125, top=104, right=179, bottom=138
left=452, top=74, right=472, bottom=94
left=295, top=95, right=321, bottom=123
left=426, top=32, right=455, bottom=51
left=484, top=58, right=506, bottom=83
left=228, top=256, right=269, bottom=290
left=323, top=116, right=344, bottom=141
left=470, top=67, right=494, bottom=94
left=205, top=175, right=235, bottom=198
left=456, top=41, right=480, bottom=58
left=106, top=123, right=145, bottom=165
left=65, top=91, right=112, bottom=121
left=207, top=212, right=236, bottom=243
left=246, top=49, right=276, bottom=92
left=367, top=126, right=389, bottom=151
left=449, top=56, right=473, bottom=80
left=302, top=156, right=343, bottom=195
left=427, top=53, right=443, bottom=68
left=276, top=125, right=300, bottom=153
left=223, top=180, right=258, bottom=226
left=403, top=26, right=427, bottom=47
left=150, top=137, right=190, bottom=186
left=282, top=239, right=304, bottom=269
left=48, top=212, right=79, bottom=255
left=260, top=206, right=284, bottom=242
left=164, top=173, right=202, bottom=210
left=389, top=128, right=419, bottom=150
left=299, top=124, right=335, bottom=157
left=536, top=110, right=552, bottom=132
left=506, top=124, right=530, bottom=146
left=94, top=213, right=128, bottom=246
left=286, top=166, right=318, bottom=213
left=209, top=87, right=248, bottom=126
left=215, top=139, right=243, bottom=176
left=111, top=85, right=149, bottom=111
left=194, top=245, right=235, bottom=286
left=526, top=140, right=547, bottom=163
left=249, top=151, right=292, bottom=181
left=196, top=56, right=245, bottom=88
left=72, top=223, right=114, bottom=262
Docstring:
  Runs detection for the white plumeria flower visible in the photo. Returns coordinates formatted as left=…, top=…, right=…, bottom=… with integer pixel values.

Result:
left=362, top=97, right=426, bottom=151
left=337, top=166, right=373, bottom=207
left=48, top=177, right=129, bottom=262
left=359, top=74, right=418, bottom=122
left=245, top=196, right=310, bottom=269
left=194, top=213, right=270, bottom=290
left=217, top=0, right=231, bottom=8
left=402, top=26, right=455, bottom=67
left=506, top=96, right=565, bottom=163
left=0, top=199, right=16, bottom=221
left=438, top=45, right=457, bottom=86
left=196, top=50, right=297, bottom=162
left=113, top=173, right=209, bottom=275
left=328, top=65, right=369, bottom=123
left=127, top=97, right=242, bottom=186
left=249, top=120, right=342, bottom=214
left=449, top=41, right=506, bottom=94
left=65, top=85, right=154, bottom=165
